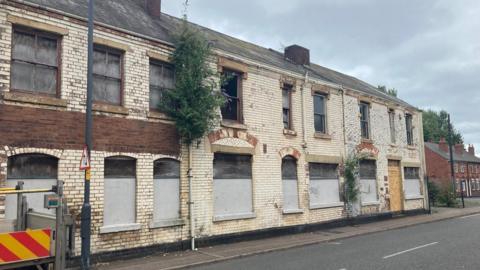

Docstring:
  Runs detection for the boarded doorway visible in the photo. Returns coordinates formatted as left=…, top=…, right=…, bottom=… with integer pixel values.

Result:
left=388, top=160, right=403, bottom=212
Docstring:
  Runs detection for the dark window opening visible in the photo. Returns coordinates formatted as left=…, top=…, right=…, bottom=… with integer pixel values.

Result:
left=359, top=102, right=370, bottom=139
left=282, top=156, right=297, bottom=179
left=154, top=158, right=180, bottom=179
left=7, top=154, right=58, bottom=179
left=404, top=167, right=420, bottom=179
left=313, top=93, right=326, bottom=133
left=93, top=46, right=123, bottom=105
left=221, top=70, right=241, bottom=122
left=406, top=114, right=413, bottom=145
left=309, top=163, right=338, bottom=179
left=213, top=153, right=251, bottom=179
left=11, top=27, right=60, bottom=95
left=104, top=156, right=136, bottom=178
left=149, top=60, right=175, bottom=110
left=282, top=84, right=293, bottom=129
left=359, top=160, right=376, bottom=179
left=389, top=109, right=396, bottom=143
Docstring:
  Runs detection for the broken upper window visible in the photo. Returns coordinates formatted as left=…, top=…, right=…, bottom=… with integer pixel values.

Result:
left=359, top=102, right=370, bottom=139
left=313, top=93, right=327, bottom=134
left=149, top=60, right=175, bottom=111
left=221, top=70, right=241, bottom=122
left=389, top=109, right=396, bottom=144
left=11, top=26, right=60, bottom=95
left=93, top=45, right=122, bottom=105
left=282, top=84, right=293, bottom=130
left=406, top=113, right=414, bottom=145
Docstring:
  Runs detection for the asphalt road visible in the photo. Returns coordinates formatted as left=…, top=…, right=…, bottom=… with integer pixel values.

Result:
left=189, top=213, right=480, bottom=270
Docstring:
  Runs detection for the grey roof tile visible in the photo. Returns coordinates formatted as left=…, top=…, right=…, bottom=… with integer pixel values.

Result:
left=425, top=142, right=480, bottom=163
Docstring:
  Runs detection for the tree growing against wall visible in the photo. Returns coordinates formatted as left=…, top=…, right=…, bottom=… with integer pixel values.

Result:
left=159, top=11, right=224, bottom=249
left=422, top=109, right=463, bottom=144
left=342, top=153, right=362, bottom=217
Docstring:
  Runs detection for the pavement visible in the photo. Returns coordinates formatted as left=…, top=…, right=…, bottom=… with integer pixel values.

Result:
left=93, top=205, right=480, bottom=270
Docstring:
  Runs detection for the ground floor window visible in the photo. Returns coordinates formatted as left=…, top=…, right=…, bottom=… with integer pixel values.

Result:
left=213, top=153, right=253, bottom=219
left=309, top=163, right=341, bottom=208
left=5, top=154, right=58, bottom=219
left=153, top=158, right=181, bottom=223
left=359, top=160, right=378, bottom=204
left=103, top=156, right=136, bottom=227
left=282, top=156, right=299, bottom=211
left=404, top=167, right=421, bottom=198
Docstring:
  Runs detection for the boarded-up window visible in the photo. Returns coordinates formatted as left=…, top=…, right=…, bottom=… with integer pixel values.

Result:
left=404, top=167, right=421, bottom=198
left=313, top=93, right=326, bottom=133
left=359, top=102, right=370, bottom=139
left=282, top=156, right=299, bottom=211
left=359, top=160, right=378, bottom=203
left=221, top=70, right=241, bottom=122
left=11, top=27, right=59, bottom=95
left=5, top=154, right=58, bottom=219
left=213, top=154, right=253, bottom=218
left=93, top=46, right=122, bottom=105
left=309, top=163, right=341, bottom=208
left=104, top=157, right=136, bottom=226
left=153, top=159, right=180, bottom=222
left=149, top=60, right=175, bottom=110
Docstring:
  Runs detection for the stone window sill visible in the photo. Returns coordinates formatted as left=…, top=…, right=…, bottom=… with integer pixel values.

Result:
left=3, top=91, right=67, bottom=107
left=407, top=145, right=417, bottom=150
left=283, top=208, right=304, bottom=215
left=283, top=129, right=297, bottom=136
left=361, top=201, right=380, bottom=206
left=314, top=132, right=332, bottom=140
left=309, top=202, right=344, bottom=210
left=99, top=223, right=141, bottom=234
left=390, top=143, right=398, bottom=148
left=149, top=218, right=185, bottom=229
left=361, top=138, right=374, bottom=144
left=213, top=212, right=256, bottom=222
left=221, top=120, right=248, bottom=130
left=93, top=103, right=129, bottom=115
left=148, top=111, right=173, bottom=121
left=405, top=195, right=424, bottom=200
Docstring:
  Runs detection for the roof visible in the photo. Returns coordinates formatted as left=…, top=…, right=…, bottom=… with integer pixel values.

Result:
left=16, top=0, right=415, bottom=109
left=425, top=142, right=480, bottom=163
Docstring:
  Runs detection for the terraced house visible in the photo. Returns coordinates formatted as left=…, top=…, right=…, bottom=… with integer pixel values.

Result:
left=0, top=0, right=427, bottom=257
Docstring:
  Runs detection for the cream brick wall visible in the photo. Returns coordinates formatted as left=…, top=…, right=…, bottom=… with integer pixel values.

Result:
left=0, top=2, right=426, bottom=255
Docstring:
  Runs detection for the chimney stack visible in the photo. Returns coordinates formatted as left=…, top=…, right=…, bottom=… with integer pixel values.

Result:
left=438, top=138, right=448, bottom=152
left=468, top=144, right=475, bottom=155
left=454, top=144, right=464, bottom=155
left=284, top=45, right=310, bottom=66
left=146, top=0, right=161, bottom=17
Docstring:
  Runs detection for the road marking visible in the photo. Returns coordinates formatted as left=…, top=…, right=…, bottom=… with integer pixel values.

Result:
left=459, top=213, right=480, bottom=219
left=383, top=242, right=438, bottom=259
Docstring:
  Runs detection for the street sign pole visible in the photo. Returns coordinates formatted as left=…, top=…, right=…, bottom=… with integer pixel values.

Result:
left=81, top=0, right=94, bottom=269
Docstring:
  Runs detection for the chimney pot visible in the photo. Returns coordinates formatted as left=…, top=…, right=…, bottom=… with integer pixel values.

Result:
left=468, top=144, right=475, bottom=155
left=454, top=144, right=464, bottom=155
left=146, top=0, right=161, bottom=17
left=284, top=45, right=310, bottom=66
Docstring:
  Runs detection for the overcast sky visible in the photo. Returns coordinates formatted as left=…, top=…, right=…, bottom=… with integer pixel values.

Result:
left=162, top=0, right=480, bottom=152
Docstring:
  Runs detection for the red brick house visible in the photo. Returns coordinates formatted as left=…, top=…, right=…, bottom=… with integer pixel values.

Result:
left=425, top=139, right=480, bottom=197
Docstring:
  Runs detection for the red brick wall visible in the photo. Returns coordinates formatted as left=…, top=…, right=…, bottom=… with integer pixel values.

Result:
left=0, top=105, right=179, bottom=155
left=424, top=146, right=451, bottom=188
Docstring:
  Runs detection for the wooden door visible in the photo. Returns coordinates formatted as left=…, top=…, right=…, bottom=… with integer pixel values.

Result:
left=388, top=160, right=403, bottom=212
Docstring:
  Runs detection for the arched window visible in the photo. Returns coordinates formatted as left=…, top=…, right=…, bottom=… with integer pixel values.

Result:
left=6, top=154, right=58, bottom=219
left=103, top=156, right=136, bottom=229
left=282, top=156, right=300, bottom=212
left=153, top=158, right=181, bottom=225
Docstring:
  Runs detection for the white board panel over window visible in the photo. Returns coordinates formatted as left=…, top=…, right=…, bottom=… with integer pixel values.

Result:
left=309, top=163, right=341, bottom=208
left=213, top=154, right=253, bottom=220
left=282, top=156, right=299, bottom=211
left=103, top=157, right=136, bottom=227
left=404, top=167, right=421, bottom=199
left=153, top=159, right=181, bottom=224
left=5, top=154, right=58, bottom=220
left=359, top=160, right=378, bottom=204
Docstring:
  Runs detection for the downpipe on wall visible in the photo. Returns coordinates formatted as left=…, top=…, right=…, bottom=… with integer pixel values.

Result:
left=188, top=143, right=196, bottom=250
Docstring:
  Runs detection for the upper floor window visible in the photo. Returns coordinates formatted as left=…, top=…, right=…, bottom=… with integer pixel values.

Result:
left=461, top=165, right=465, bottom=173
left=313, top=93, right=327, bottom=134
left=406, top=114, right=414, bottom=145
left=388, top=109, right=396, bottom=143
left=221, top=69, right=242, bottom=122
left=282, top=84, right=293, bottom=130
left=454, top=164, right=458, bottom=173
left=359, top=102, right=370, bottom=139
left=93, top=45, right=123, bottom=105
left=149, top=60, right=175, bottom=111
left=11, top=27, right=60, bottom=96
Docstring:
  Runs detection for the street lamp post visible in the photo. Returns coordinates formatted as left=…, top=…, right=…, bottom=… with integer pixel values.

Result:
left=81, top=0, right=94, bottom=269
left=447, top=114, right=464, bottom=208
